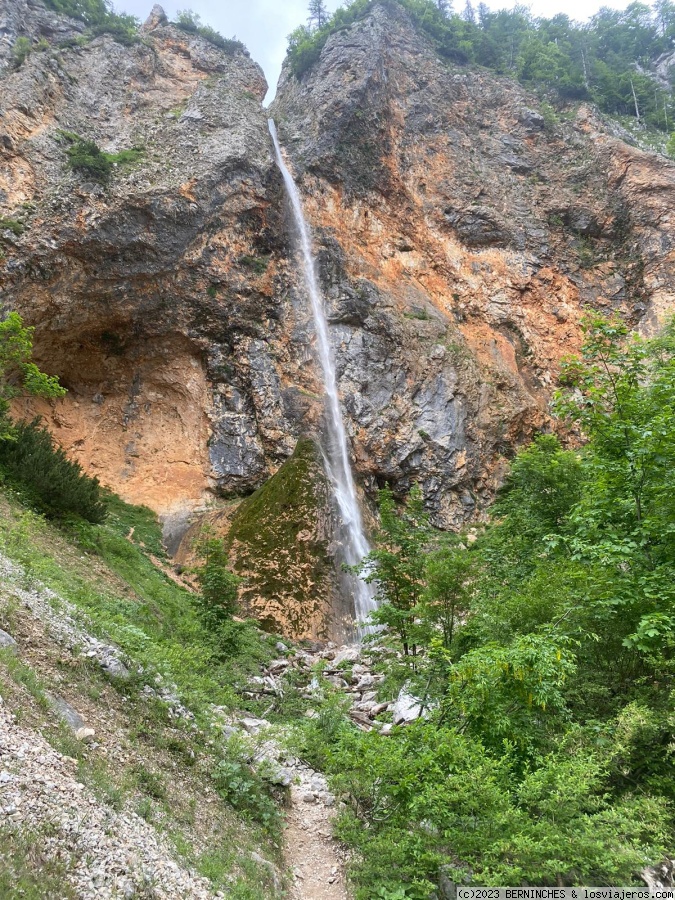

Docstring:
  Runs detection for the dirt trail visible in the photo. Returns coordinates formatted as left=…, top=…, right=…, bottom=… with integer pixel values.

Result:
left=285, top=784, right=350, bottom=900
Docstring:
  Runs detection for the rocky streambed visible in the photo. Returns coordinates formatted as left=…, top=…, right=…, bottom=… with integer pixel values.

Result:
left=242, top=639, right=423, bottom=734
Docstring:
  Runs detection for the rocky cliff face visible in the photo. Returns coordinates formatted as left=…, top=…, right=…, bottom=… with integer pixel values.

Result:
left=0, top=0, right=278, bottom=544
left=271, top=1, right=675, bottom=527
left=2, top=0, right=675, bottom=636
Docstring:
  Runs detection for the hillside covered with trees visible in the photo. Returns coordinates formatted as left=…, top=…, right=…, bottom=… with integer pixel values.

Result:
left=290, top=0, right=675, bottom=136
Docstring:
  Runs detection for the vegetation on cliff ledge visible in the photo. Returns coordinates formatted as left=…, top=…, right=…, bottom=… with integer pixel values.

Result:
left=41, top=0, right=139, bottom=44
left=173, top=9, right=246, bottom=55
left=226, top=437, right=334, bottom=637
left=57, top=131, right=144, bottom=183
left=14, top=1, right=244, bottom=53
left=289, top=0, right=675, bottom=135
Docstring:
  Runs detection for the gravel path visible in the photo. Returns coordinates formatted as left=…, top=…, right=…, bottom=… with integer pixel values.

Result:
left=0, top=701, right=218, bottom=899
left=285, top=783, right=350, bottom=900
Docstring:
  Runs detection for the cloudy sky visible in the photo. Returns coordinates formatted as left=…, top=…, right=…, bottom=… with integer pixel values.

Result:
left=116, top=0, right=634, bottom=102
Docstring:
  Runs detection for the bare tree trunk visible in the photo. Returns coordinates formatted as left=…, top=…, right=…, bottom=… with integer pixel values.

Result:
left=630, top=78, right=641, bottom=123
left=581, top=46, right=590, bottom=90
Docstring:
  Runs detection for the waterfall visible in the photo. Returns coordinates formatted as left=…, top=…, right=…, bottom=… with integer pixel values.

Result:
left=268, top=119, right=377, bottom=634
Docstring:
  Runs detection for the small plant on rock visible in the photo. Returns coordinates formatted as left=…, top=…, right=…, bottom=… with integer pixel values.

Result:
left=10, top=37, right=32, bottom=69
left=59, top=131, right=145, bottom=183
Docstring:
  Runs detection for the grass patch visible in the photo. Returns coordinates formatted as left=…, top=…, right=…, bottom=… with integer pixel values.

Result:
left=403, top=307, right=430, bottom=321
left=0, top=484, right=291, bottom=894
left=239, top=254, right=270, bottom=275
left=0, top=825, right=77, bottom=899
left=0, top=218, right=25, bottom=236
left=133, top=763, right=167, bottom=800
left=0, top=487, right=277, bottom=723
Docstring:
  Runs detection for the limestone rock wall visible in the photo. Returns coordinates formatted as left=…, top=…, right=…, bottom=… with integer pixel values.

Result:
left=271, top=1, right=675, bottom=525
left=3, top=0, right=675, bottom=635
left=0, top=0, right=282, bottom=529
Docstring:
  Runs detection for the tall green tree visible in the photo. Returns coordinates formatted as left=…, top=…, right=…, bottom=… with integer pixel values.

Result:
left=356, top=485, right=432, bottom=658
left=462, top=0, right=476, bottom=23
left=308, top=0, right=329, bottom=29
left=555, top=315, right=675, bottom=669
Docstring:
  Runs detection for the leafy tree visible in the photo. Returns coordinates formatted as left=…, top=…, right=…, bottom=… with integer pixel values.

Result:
left=286, top=0, right=675, bottom=133
left=0, top=313, right=104, bottom=521
left=421, top=542, right=474, bottom=651
left=0, top=313, right=65, bottom=441
left=441, top=633, right=576, bottom=753
left=554, top=315, right=675, bottom=670
left=331, top=314, right=675, bottom=894
left=355, top=485, right=432, bottom=658
left=192, top=529, right=242, bottom=651
left=461, top=0, right=475, bottom=22
left=654, top=0, right=675, bottom=35
left=496, top=433, right=584, bottom=536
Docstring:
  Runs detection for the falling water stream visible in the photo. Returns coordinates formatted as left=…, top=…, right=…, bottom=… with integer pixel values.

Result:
left=268, top=119, right=377, bottom=634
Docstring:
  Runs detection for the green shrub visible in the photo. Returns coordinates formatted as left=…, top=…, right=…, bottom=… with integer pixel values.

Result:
left=239, top=255, right=270, bottom=275
left=328, top=721, right=670, bottom=895
left=0, top=419, right=106, bottom=523
left=174, top=10, right=245, bottom=55
left=41, top=0, right=138, bottom=44
left=540, top=101, right=559, bottom=132
left=192, top=531, right=242, bottom=653
left=67, top=138, right=112, bottom=181
left=10, top=36, right=32, bottom=68
left=0, top=218, right=25, bottom=236
left=89, top=15, right=139, bottom=45
left=59, top=132, right=144, bottom=183
left=211, top=734, right=280, bottom=830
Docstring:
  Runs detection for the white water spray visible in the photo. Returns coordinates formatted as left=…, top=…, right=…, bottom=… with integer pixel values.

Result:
left=268, top=119, right=377, bottom=633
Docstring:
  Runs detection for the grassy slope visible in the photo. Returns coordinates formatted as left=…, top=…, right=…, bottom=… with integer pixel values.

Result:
left=0, top=486, right=286, bottom=898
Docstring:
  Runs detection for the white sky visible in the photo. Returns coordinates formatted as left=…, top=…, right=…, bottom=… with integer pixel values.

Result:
left=116, top=0, right=634, bottom=102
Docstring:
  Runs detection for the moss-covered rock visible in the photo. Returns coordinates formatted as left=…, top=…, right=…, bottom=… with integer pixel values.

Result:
left=225, top=438, right=338, bottom=640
